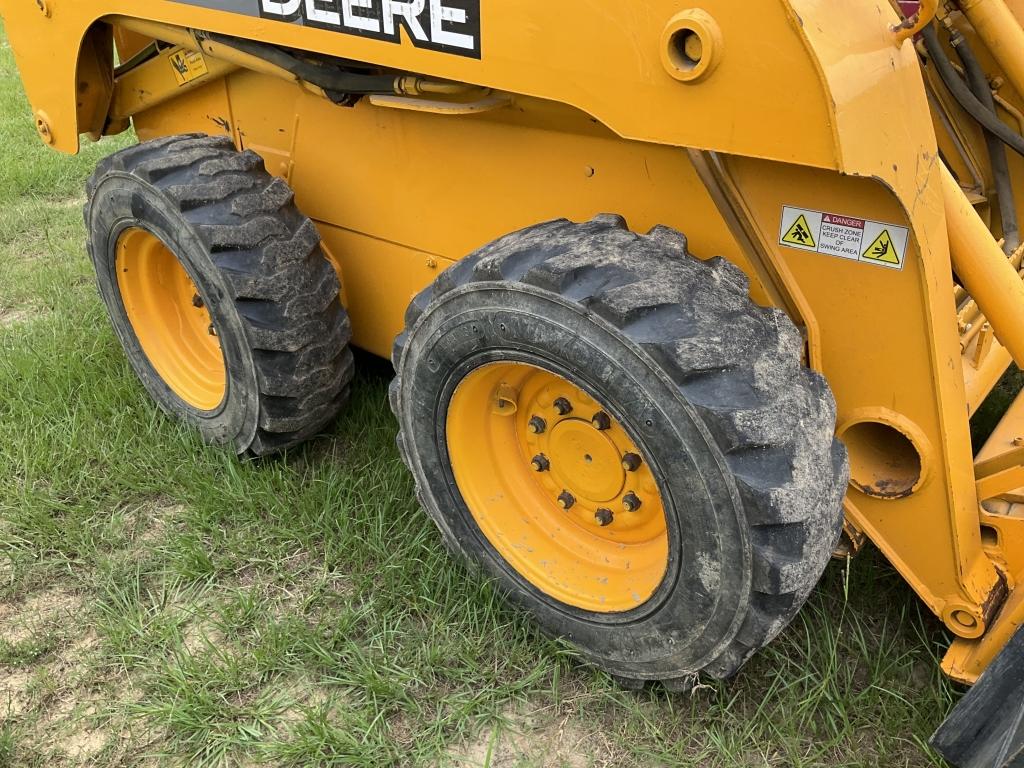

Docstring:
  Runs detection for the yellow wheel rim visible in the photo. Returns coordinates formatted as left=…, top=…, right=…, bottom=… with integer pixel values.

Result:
left=115, top=228, right=227, bottom=411
left=446, top=362, right=669, bottom=613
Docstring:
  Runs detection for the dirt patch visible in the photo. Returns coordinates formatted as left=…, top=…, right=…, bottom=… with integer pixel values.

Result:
left=28, top=630, right=100, bottom=716
left=0, top=307, right=37, bottom=328
left=0, top=670, right=35, bottom=717
left=123, top=499, right=183, bottom=554
left=29, top=633, right=132, bottom=765
left=0, top=587, right=84, bottom=645
left=447, top=704, right=615, bottom=768
left=0, top=551, right=14, bottom=587
left=234, top=551, right=355, bottom=623
left=55, top=196, right=86, bottom=210
left=181, top=616, right=226, bottom=655
left=40, top=699, right=112, bottom=764
left=279, top=674, right=332, bottom=716
left=64, top=724, right=108, bottom=761
left=32, top=697, right=120, bottom=765
left=0, top=584, right=105, bottom=747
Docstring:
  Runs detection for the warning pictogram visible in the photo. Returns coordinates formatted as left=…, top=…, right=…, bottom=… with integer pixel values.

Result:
left=169, top=48, right=210, bottom=86
left=861, top=229, right=900, bottom=266
left=781, top=214, right=817, bottom=249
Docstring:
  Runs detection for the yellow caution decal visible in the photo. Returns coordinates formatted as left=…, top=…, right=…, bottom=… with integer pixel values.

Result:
left=781, top=214, right=817, bottom=249
left=778, top=206, right=909, bottom=270
left=861, top=230, right=900, bottom=265
left=169, top=49, right=210, bottom=87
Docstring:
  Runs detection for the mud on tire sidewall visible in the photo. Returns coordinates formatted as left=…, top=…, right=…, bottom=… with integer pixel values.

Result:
left=397, top=282, right=756, bottom=678
left=88, top=172, right=261, bottom=449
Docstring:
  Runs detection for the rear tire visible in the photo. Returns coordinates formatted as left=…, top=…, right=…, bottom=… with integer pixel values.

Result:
left=390, top=215, right=848, bottom=685
left=85, top=134, right=353, bottom=456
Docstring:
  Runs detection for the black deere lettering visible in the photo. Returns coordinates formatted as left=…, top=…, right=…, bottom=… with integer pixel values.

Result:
left=259, top=0, right=481, bottom=58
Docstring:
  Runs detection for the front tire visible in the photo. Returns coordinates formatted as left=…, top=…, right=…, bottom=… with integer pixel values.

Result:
left=390, top=215, right=848, bottom=685
left=85, top=134, right=354, bottom=456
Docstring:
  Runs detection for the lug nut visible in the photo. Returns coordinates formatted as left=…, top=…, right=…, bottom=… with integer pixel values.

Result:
left=595, top=508, right=614, bottom=527
left=192, top=294, right=204, bottom=308
left=531, top=454, right=551, bottom=472
left=553, top=397, right=573, bottom=416
left=622, top=453, right=642, bottom=472
left=528, top=415, right=547, bottom=434
left=207, top=324, right=218, bottom=337
left=557, top=491, right=575, bottom=510
left=592, top=411, right=611, bottom=431
left=623, top=492, right=642, bottom=512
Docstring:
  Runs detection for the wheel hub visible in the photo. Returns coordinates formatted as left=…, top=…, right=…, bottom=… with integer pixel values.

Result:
left=547, top=420, right=625, bottom=503
left=116, top=227, right=226, bottom=411
left=446, top=361, right=669, bottom=613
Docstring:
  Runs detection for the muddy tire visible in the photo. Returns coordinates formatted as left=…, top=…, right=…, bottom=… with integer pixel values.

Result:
left=390, top=215, right=848, bottom=685
left=85, top=133, right=353, bottom=456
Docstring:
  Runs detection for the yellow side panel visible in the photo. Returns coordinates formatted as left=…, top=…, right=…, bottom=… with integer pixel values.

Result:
left=283, top=91, right=767, bottom=353
left=132, top=78, right=233, bottom=143
left=318, top=227, right=452, bottom=359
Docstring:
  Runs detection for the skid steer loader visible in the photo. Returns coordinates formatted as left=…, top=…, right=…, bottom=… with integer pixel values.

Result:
left=2, top=0, right=1024, bottom=763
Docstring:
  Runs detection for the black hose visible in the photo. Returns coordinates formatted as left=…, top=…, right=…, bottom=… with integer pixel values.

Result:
left=922, top=24, right=1024, bottom=161
left=951, top=29, right=1021, bottom=252
left=203, top=32, right=398, bottom=95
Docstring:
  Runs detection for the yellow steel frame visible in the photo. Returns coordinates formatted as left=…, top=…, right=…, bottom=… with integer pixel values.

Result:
left=3, top=0, right=1024, bottom=682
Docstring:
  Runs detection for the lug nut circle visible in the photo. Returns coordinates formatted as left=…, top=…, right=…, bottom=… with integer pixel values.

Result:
left=517, top=384, right=662, bottom=537
left=446, top=361, right=670, bottom=614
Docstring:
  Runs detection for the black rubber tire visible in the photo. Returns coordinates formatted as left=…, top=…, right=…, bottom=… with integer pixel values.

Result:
left=390, top=215, right=848, bottom=685
left=85, top=133, right=353, bottom=456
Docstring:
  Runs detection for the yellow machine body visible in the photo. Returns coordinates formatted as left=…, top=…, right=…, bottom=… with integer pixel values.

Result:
left=4, top=0, right=1024, bottom=686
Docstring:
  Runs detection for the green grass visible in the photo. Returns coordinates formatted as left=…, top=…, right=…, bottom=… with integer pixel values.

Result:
left=0, top=23, right=989, bottom=768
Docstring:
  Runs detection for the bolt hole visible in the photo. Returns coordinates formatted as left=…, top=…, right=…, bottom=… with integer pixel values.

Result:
left=951, top=609, right=978, bottom=630
left=584, top=454, right=593, bottom=463
left=668, top=29, right=703, bottom=73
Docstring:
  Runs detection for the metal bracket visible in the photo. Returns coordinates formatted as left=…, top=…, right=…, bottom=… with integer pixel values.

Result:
left=976, top=444, right=1024, bottom=501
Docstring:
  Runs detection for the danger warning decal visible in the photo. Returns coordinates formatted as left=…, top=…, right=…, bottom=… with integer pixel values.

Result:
left=778, top=206, right=910, bottom=271
left=170, top=0, right=482, bottom=59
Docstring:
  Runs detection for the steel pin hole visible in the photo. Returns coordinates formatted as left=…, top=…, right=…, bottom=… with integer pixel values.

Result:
left=661, top=10, right=722, bottom=83
left=670, top=30, right=703, bottom=72
left=837, top=412, right=930, bottom=500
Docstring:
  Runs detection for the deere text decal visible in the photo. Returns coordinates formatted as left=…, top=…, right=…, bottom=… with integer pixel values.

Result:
left=172, top=0, right=482, bottom=59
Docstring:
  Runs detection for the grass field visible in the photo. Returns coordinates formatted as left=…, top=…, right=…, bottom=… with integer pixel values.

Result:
left=0, top=25, right=1009, bottom=768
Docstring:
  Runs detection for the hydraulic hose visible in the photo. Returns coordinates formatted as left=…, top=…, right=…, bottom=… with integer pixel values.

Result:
left=922, top=24, right=1024, bottom=161
left=203, top=32, right=398, bottom=95
left=951, top=28, right=1021, bottom=252
left=113, top=19, right=482, bottom=104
